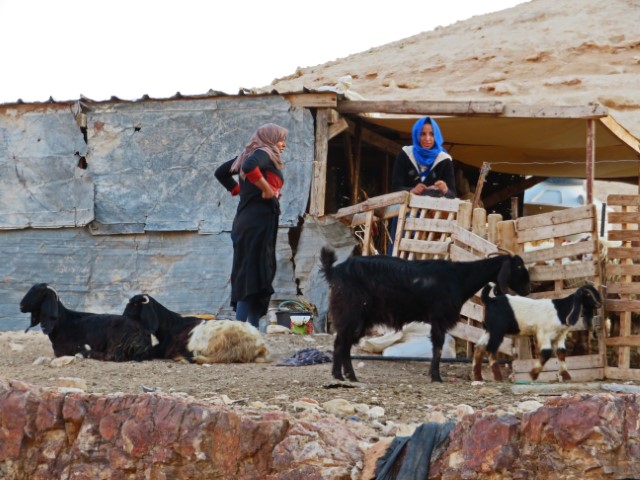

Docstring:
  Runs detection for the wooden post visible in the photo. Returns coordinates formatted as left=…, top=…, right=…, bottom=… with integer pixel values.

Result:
left=310, top=109, right=329, bottom=217
left=511, top=197, right=519, bottom=219
left=457, top=202, right=472, bottom=230
left=351, top=122, right=362, bottom=205
left=487, top=213, right=502, bottom=244
left=472, top=208, right=487, bottom=239
left=472, top=162, right=491, bottom=209
left=342, top=132, right=354, bottom=196
left=496, top=220, right=518, bottom=254
left=586, top=119, right=595, bottom=204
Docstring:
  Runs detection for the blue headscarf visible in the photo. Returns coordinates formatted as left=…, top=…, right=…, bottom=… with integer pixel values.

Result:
left=412, top=117, right=447, bottom=181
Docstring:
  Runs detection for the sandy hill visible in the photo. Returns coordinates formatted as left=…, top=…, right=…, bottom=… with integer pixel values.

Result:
left=260, top=0, right=640, bottom=139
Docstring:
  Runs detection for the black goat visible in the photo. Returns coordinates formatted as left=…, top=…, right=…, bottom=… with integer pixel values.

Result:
left=320, top=246, right=531, bottom=383
left=123, top=294, right=268, bottom=363
left=19, top=283, right=153, bottom=362
left=473, top=283, right=602, bottom=382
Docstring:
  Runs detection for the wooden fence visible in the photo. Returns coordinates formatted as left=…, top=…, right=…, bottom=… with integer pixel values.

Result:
left=336, top=192, right=616, bottom=381
left=603, top=195, right=640, bottom=382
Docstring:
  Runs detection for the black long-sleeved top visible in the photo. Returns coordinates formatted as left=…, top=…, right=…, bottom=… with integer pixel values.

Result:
left=391, top=148, right=456, bottom=199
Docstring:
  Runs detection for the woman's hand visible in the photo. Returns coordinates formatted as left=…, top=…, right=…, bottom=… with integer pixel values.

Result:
left=410, top=184, right=428, bottom=195
left=254, top=177, right=275, bottom=199
left=433, top=180, right=448, bottom=194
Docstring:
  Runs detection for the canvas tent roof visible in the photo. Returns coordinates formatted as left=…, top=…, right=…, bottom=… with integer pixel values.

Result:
left=337, top=100, right=640, bottom=180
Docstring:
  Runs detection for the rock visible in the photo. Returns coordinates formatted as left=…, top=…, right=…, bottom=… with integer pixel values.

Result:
left=323, top=398, right=356, bottom=416
left=0, top=379, right=373, bottom=479
left=428, top=393, right=640, bottom=479
left=50, top=356, right=76, bottom=367
left=55, top=377, right=87, bottom=390
left=367, top=406, right=385, bottom=419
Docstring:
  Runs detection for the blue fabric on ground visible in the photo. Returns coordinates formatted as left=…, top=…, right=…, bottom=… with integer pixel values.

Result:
left=276, top=348, right=332, bottom=366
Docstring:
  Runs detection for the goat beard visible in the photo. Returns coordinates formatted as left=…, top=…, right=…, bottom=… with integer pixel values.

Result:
left=24, top=312, right=39, bottom=333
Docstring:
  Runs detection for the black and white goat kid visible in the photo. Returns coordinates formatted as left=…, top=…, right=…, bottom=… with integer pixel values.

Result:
left=473, top=283, right=602, bottom=382
left=19, top=283, right=153, bottom=361
left=320, top=246, right=531, bottom=383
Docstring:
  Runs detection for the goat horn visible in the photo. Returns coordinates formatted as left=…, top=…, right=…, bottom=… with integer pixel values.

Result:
left=141, top=295, right=150, bottom=304
left=46, top=285, right=59, bottom=301
left=488, top=247, right=514, bottom=257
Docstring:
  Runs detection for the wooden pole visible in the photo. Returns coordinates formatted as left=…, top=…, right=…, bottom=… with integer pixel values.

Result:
left=351, top=122, right=362, bottom=205
left=472, top=162, right=491, bottom=210
left=310, top=108, right=329, bottom=217
left=586, top=119, right=595, bottom=204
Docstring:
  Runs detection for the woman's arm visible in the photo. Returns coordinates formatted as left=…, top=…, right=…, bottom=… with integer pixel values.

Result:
left=214, top=158, right=240, bottom=195
left=391, top=150, right=419, bottom=192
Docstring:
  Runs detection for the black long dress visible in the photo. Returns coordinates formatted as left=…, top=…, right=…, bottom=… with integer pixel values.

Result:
left=215, top=150, right=283, bottom=316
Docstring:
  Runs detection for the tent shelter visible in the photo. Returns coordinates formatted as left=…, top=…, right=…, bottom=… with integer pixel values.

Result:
left=311, top=98, right=640, bottom=216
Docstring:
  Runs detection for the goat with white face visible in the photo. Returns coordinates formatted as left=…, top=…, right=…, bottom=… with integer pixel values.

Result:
left=473, top=283, right=603, bottom=381
left=19, top=283, right=153, bottom=361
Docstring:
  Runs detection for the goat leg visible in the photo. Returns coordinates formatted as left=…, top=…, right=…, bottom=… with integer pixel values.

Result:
left=331, top=335, right=348, bottom=381
left=488, top=352, right=503, bottom=381
left=430, top=346, right=443, bottom=382
left=472, top=345, right=486, bottom=381
left=556, top=348, right=572, bottom=381
left=530, top=348, right=552, bottom=380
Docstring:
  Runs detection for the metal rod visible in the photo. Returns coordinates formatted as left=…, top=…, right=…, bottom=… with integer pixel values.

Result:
left=351, top=355, right=511, bottom=364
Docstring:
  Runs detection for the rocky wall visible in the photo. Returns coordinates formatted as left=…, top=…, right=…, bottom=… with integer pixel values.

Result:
left=1, top=379, right=639, bottom=479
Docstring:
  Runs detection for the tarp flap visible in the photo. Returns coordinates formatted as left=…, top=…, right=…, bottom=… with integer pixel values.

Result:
left=363, top=115, right=640, bottom=178
left=0, top=106, right=92, bottom=229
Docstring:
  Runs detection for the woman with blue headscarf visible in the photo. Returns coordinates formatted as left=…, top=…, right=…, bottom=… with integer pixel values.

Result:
left=391, top=117, right=456, bottom=199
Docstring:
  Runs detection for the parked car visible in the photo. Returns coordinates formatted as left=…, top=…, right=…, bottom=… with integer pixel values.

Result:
left=524, top=177, right=607, bottom=235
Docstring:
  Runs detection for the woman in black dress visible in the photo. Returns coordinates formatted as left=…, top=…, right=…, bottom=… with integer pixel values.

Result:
left=215, top=123, right=288, bottom=329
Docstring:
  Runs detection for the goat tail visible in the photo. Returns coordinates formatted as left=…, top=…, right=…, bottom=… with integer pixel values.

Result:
left=320, top=246, right=338, bottom=281
left=481, top=284, right=494, bottom=304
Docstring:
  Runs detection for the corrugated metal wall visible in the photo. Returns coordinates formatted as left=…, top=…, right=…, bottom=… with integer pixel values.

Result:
left=0, top=95, right=354, bottom=331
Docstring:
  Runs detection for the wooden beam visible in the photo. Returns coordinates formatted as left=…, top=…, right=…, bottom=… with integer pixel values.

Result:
left=346, top=119, right=403, bottom=156
left=309, top=108, right=329, bottom=217
left=501, top=104, right=608, bottom=119
left=282, top=92, right=338, bottom=108
left=337, top=101, right=609, bottom=118
left=482, top=176, right=547, bottom=209
left=599, top=115, right=640, bottom=154
left=338, top=100, right=504, bottom=116
left=328, top=117, right=349, bottom=140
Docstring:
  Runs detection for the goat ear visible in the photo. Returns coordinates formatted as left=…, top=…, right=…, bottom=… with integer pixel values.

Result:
left=141, top=303, right=159, bottom=333
left=39, top=295, right=59, bottom=333
left=496, top=258, right=511, bottom=294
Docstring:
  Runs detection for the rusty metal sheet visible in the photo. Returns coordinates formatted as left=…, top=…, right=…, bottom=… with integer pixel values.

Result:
left=0, top=105, right=92, bottom=229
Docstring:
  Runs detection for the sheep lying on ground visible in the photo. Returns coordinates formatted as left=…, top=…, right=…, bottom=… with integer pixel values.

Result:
left=320, top=246, right=531, bottom=383
left=19, top=283, right=153, bottom=361
left=473, top=283, right=602, bottom=381
left=123, top=294, right=269, bottom=363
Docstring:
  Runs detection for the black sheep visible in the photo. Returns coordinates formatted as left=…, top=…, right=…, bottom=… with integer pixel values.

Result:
left=19, top=283, right=153, bottom=362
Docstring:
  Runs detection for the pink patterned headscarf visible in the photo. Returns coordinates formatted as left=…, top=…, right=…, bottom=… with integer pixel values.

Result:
left=230, top=123, right=288, bottom=175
